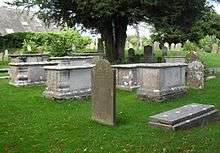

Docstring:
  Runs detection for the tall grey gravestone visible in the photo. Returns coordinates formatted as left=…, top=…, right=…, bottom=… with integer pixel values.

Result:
left=144, top=45, right=153, bottom=63
left=91, top=59, right=116, bottom=126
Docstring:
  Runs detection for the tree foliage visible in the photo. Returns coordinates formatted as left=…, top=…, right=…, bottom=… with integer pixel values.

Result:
left=12, top=0, right=210, bottom=62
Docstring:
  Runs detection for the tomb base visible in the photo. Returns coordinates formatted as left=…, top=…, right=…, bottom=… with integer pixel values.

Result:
left=149, top=103, right=218, bottom=131
left=137, top=86, right=187, bottom=102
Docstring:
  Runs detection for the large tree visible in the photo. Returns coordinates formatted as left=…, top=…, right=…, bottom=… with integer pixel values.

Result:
left=148, top=0, right=211, bottom=44
left=12, top=0, right=209, bottom=63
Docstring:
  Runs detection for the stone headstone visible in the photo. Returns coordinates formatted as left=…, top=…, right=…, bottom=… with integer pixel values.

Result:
left=153, top=41, right=160, bottom=52
left=175, top=43, right=182, bottom=51
left=4, top=50, right=8, bottom=57
left=144, top=45, right=153, bottom=63
left=185, top=52, right=204, bottom=89
left=187, top=61, right=204, bottom=89
left=164, top=42, right=169, bottom=50
left=128, top=48, right=136, bottom=63
left=170, top=43, right=175, bottom=51
left=149, top=103, right=218, bottom=131
left=212, top=43, right=218, bottom=54
left=91, top=59, right=116, bottom=126
left=185, top=51, right=199, bottom=63
left=97, top=38, right=104, bottom=53
left=161, top=46, right=168, bottom=62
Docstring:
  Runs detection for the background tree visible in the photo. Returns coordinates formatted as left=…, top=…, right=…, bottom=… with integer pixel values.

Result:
left=148, top=0, right=210, bottom=44
left=12, top=0, right=209, bottom=63
left=191, top=12, right=220, bottom=41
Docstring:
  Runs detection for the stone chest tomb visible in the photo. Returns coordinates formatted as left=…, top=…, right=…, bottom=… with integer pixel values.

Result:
left=9, top=62, right=58, bottom=86
left=9, top=54, right=49, bottom=63
left=137, top=63, right=187, bottom=101
left=43, top=65, right=93, bottom=99
left=113, top=64, right=140, bottom=90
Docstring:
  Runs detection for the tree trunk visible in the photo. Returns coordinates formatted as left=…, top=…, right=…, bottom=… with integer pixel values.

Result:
left=114, top=17, right=128, bottom=61
left=101, top=17, right=128, bottom=63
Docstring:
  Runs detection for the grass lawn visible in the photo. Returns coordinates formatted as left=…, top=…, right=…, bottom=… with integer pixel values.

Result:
left=0, top=61, right=9, bottom=69
left=0, top=75, right=220, bottom=153
left=167, top=51, right=220, bottom=68
left=0, top=73, right=8, bottom=77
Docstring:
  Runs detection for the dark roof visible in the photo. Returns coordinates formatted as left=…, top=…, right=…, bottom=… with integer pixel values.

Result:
left=0, top=6, right=57, bottom=36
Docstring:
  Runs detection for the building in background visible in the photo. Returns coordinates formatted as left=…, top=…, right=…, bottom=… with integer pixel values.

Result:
left=0, top=6, right=57, bottom=36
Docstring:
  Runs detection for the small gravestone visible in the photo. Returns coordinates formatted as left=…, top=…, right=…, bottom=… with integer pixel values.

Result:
left=128, top=48, right=136, bottom=63
left=161, top=46, right=168, bottom=62
left=175, top=43, right=182, bottom=51
left=185, top=51, right=199, bottom=63
left=170, top=43, right=175, bottom=51
left=187, top=61, right=204, bottom=89
left=185, top=52, right=204, bottom=89
left=164, top=42, right=169, bottom=50
left=212, top=43, right=218, bottom=54
left=149, top=103, right=218, bottom=131
left=97, top=38, right=104, bottom=53
left=144, top=45, right=153, bottom=63
left=91, top=59, right=116, bottom=126
left=153, top=41, right=160, bottom=52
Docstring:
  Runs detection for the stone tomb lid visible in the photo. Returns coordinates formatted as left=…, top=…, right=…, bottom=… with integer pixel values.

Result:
left=165, top=56, right=185, bottom=58
left=49, top=56, right=97, bottom=60
left=112, top=63, right=140, bottom=68
left=9, top=62, right=58, bottom=66
left=149, top=103, right=216, bottom=125
left=9, top=54, right=49, bottom=57
left=44, top=64, right=94, bottom=70
left=113, top=63, right=187, bottom=68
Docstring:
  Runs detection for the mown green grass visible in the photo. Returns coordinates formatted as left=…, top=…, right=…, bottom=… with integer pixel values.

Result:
left=0, top=60, right=9, bottom=69
left=167, top=51, right=220, bottom=67
left=0, top=75, right=220, bottom=153
left=0, top=72, right=8, bottom=77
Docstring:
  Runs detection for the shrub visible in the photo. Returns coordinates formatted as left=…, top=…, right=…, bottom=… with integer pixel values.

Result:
left=0, top=29, right=92, bottom=56
left=182, top=40, right=198, bottom=52
left=20, top=40, right=38, bottom=54
left=199, top=35, right=219, bottom=53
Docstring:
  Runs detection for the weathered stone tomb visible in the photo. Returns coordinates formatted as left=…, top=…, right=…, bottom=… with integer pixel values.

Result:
left=9, top=62, right=57, bottom=86
left=43, top=65, right=93, bottom=99
left=113, top=64, right=140, bottom=91
left=137, top=63, right=187, bottom=101
left=149, top=103, right=218, bottom=131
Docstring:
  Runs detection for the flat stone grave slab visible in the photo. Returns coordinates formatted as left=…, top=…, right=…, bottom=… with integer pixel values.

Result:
left=149, top=103, right=218, bottom=131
